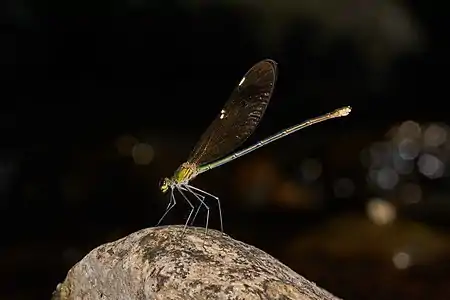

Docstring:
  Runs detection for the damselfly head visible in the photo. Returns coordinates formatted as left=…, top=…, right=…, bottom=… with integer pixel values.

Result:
left=159, top=177, right=170, bottom=193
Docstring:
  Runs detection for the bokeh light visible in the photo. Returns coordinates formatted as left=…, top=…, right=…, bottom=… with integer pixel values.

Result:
left=417, top=153, right=445, bottom=179
left=115, top=134, right=138, bottom=157
left=132, top=143, right=155, bottom=165
left=366, top=198, right=397, bottom=225
left=299, top=158, right=322, bottom=183
left=392, top=251, right=412, bottom=270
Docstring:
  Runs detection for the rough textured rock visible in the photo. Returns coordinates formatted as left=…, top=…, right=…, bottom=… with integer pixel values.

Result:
left=53, top=225, right=341, bottom=300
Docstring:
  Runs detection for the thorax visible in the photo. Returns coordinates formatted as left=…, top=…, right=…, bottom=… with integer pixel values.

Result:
left=171, top=162, right=198, bottom=184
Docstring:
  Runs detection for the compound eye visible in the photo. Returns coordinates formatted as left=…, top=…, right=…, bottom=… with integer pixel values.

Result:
left=158, top=178, right=165, bottom=188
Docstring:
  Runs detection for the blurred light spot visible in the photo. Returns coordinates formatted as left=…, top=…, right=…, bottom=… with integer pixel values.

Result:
left=417, top=153, right=444, bottom=179
left=392, top=251, right=411, bottom=270
left=277, top=181, right=303, bottom=208
left=369, top=142, right=392, bottom=168
left=397, top=138, right=420, bottom=160
left=333, top=177, right=355, bottom=198
left=132, top=143, right=154, bottom=165
left=398, top=183, right=422, bottom=204
left=246, top=183, right=270, bottom=206
left=368, top=169, right=378, bottom=184
left=398, top=120, right=421, bottom=139
left=423, top=124, right=447, bottom=148
left=115, top=135, right=138, bottom=156
left=379, top=3, right=422, bottom=52
left=359, top=148, right=371, bottom=168
left=366, top=198, right=397, bottom=225
left=392, top=150, right=414, bottom=175
left=236, top=159, right=278, bottom=207
left=385, top=125, right=399, bottom=139
left=375, top=167, right=399, bottom=190
left=444, top=136, right=450, bottom=151
left=300, top=158, right=322, bottom=182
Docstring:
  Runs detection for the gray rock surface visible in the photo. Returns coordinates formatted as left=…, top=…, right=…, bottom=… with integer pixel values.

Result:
left=53, top=225, right=341, bottom=300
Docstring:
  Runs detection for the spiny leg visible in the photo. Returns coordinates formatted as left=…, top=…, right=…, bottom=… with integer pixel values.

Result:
left=176, top=186, right=195, bottom=234
left=184, top=185, right=210, bottom=234
left=156, top=188, right=176, bottom=227
left=186, top=184, right=223, bottom=233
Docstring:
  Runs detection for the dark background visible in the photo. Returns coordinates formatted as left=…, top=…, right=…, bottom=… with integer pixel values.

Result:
left=1, top=1, right=449, bottom=299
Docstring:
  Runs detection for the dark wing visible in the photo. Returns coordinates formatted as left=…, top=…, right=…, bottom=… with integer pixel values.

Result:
left=187, top=59, right=278, bottom=166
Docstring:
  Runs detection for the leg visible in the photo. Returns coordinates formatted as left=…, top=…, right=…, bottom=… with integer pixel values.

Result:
left=178, top=186, right=207, bottom=226
left=184, top=185, right=210, bottom=234
left=156, top=188, right=176, bottom=226
left=189, top=193, right=206, bottom=226
left=176, top=186, right=195, bottom=233
left=186, top=184, right=223, bottom=233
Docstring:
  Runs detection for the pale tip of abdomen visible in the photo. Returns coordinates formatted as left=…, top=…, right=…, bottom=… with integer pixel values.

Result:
left=334, top=106, right=352, bottom=117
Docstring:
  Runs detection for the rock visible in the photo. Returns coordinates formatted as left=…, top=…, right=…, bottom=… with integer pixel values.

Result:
left=53, top=225, right=341, bottom=300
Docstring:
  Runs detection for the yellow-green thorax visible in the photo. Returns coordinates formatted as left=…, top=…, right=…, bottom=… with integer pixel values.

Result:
left=159, top=162, right=199, bottom=193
